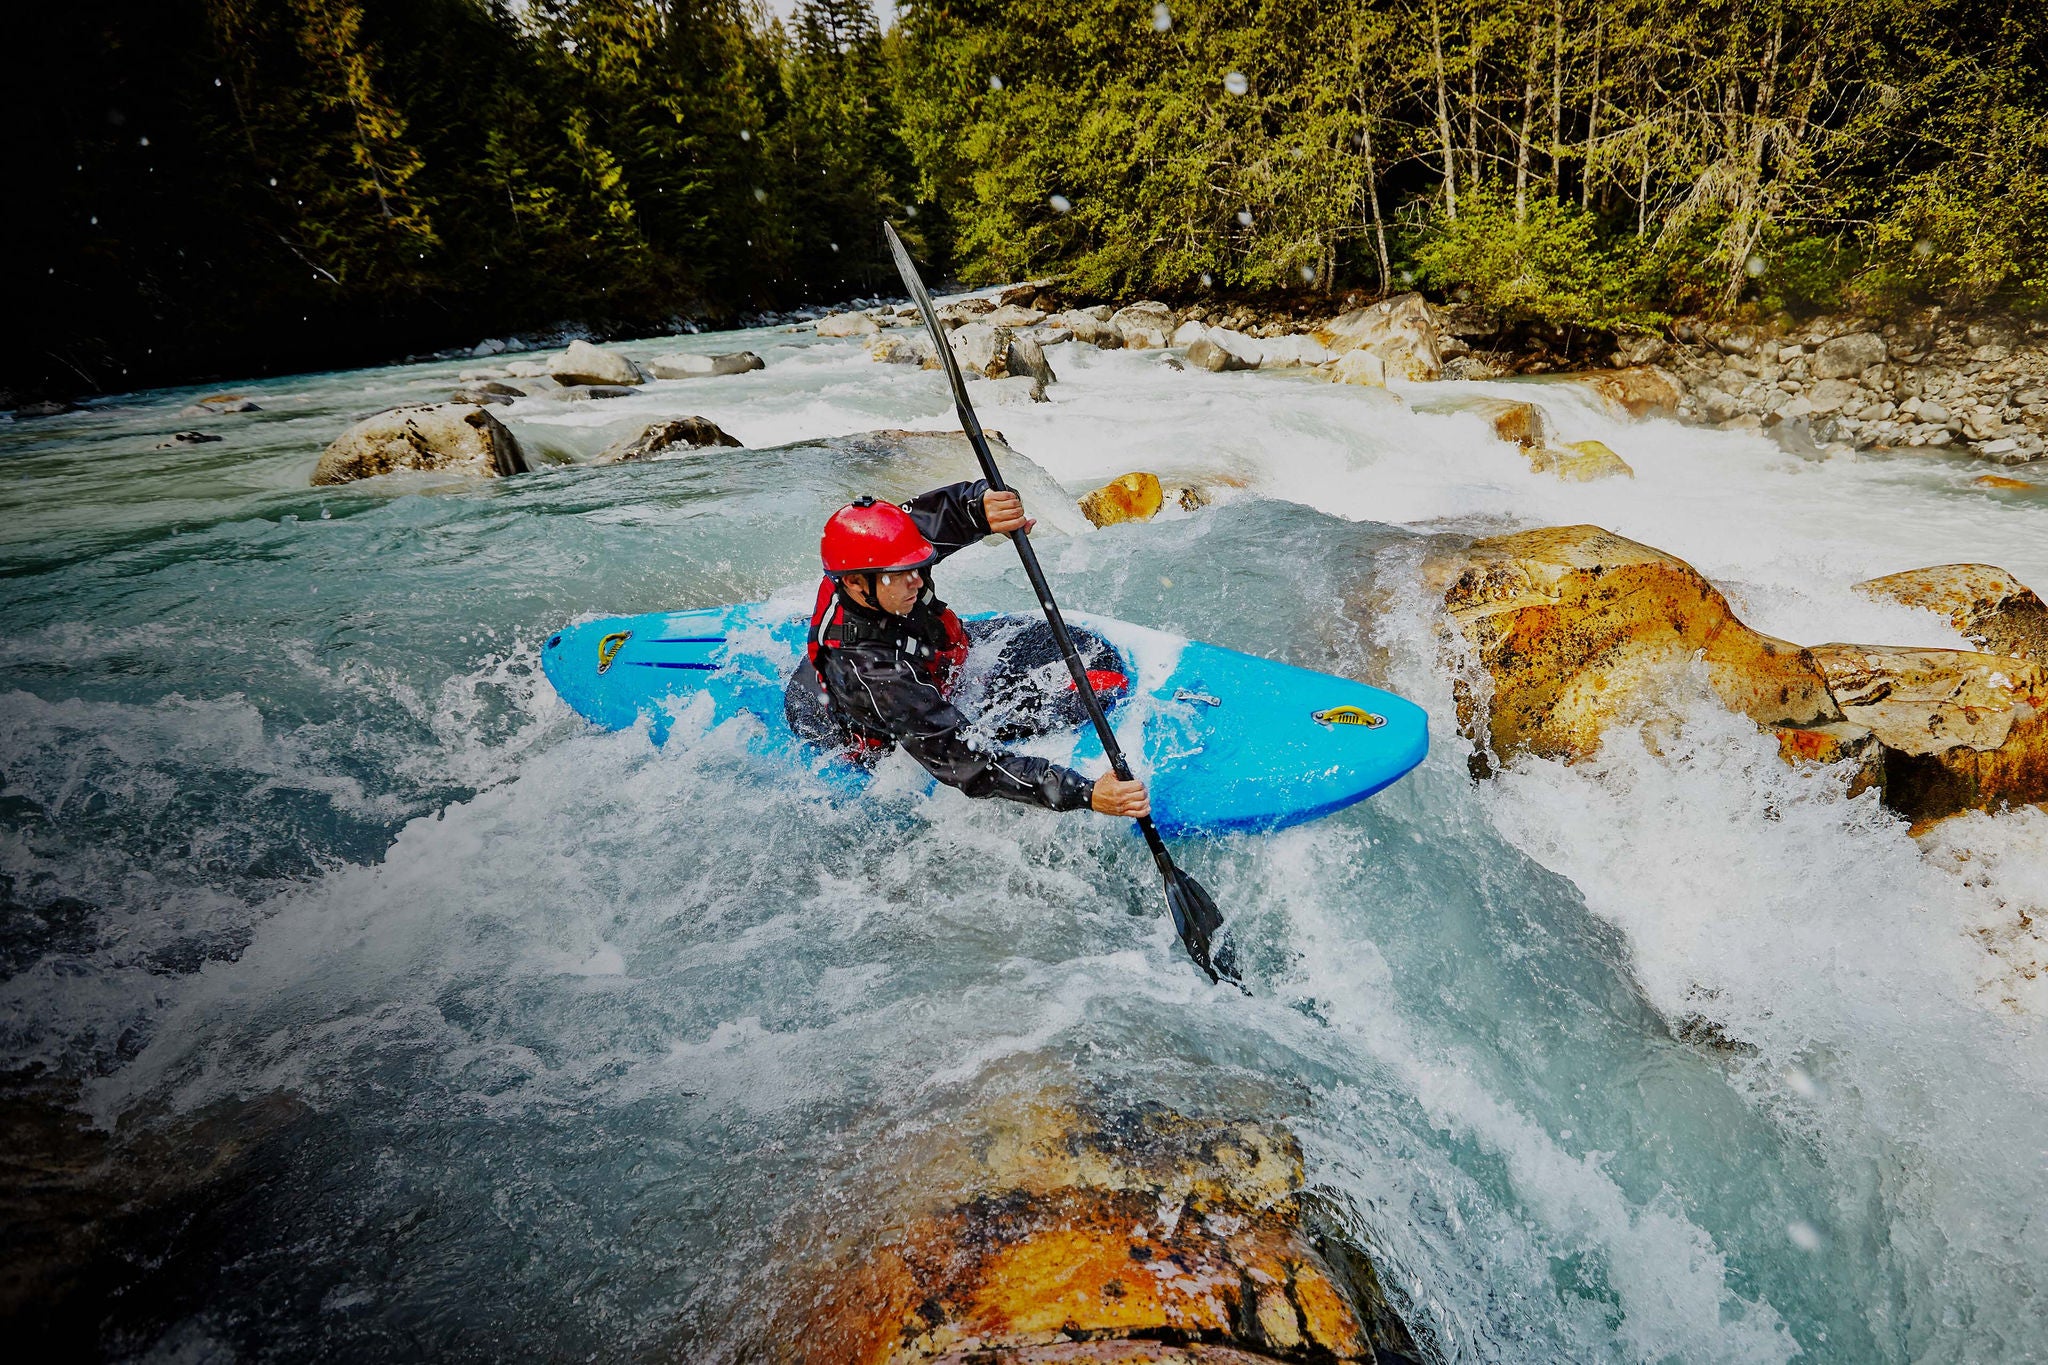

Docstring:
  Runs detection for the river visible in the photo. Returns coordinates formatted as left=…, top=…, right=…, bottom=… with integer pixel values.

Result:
left=4, top=318, right=2046, bottom=1361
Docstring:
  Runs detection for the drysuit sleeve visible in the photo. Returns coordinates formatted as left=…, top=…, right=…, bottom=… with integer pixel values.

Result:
left=901, top=481, right=993, bottom=562
left=823, top=648, right=1092, bottom=812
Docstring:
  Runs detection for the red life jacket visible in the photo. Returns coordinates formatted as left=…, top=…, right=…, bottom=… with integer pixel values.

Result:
left=807, top=577, right=970, bottom=696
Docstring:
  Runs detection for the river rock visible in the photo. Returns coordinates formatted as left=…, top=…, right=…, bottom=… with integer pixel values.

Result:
left=595, top=417, right=742, bottom=464
left=178, top=394, right=262, bottom=416
left=504, top=359, right=553, bottom=379
left=1808, top=645, right=2048, bottom=820
left=311, top=402, right=530, bottom=485
left=1612, top=333, right=1669, bottom=367
left=1434, top=525, right=1841, bottom=763
left=1079, top=472, right=1163, bottom=526
left=449, top=388, right=513, bottom=406
left=1553, top=366, right=1686, bottom=418
left=642, top=351, right=764, bottom=379
left=982, top=304, right=1045, bottom=329
left=950, top=323, right=1013, bottom=379
left=815, top=311, right=880, bottom=338
left=1327, top=349, right=1387, bottom=386
left=1855, top=564, right=2048, bottom=664
left=777, top=1092, right=1416, bottom=1364
left=1974, top=474, right=2036, bottom=490
left=1187, top=336, right=1251, bottom=372
left=1254, top=334, right=1337, bottom=369
left=1051, top=311, right=1123, bottom=348
left=545, top=384, right=636, bottom=401
left=152, top=430, right=223, bottom=448
left=983, top=375, right=1048, bottom=404
left=1170, top=320, right=1208, bottom=348
left=866, top=333, right=935, bottom=366
left=1006, top=334, right=1057, bottom=389
left=1528, top=440, right=1634, bottom=481
left=1110, top=302, right=1176, bottom=349
left=549, top=339, right=643, bottom=387
left=1813, top=332, right=1887, bottom=380
left=1469, top=398, right=1547, bottom=448
left=1313, top=292, right=1443, bottom=382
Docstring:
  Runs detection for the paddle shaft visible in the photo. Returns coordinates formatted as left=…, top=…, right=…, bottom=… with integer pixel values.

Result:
left=883, top=225, right=1174, bottom=874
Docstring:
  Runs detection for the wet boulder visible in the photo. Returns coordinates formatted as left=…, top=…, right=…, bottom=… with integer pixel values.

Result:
left=595, top=417, right=742, bottom=464
left=1079, top=472, right=1164, bottom=527
left=153, top=430, right=223, bottom=449
left=642, top=351, right=764, bottom=379
left=1051, top=310, right=1123, bottom=348
left=548, top=339, right=643, bottom=387
left=1326, top=349, right=1387, bottom=386
left=1807, top=645, right=2048, bottom=820
left=815, top=311, right=880, bottom=338
left=1433, top=525, right=1840, bottom=763
left=178, top=394, right=262, bottom=416
left=1469, top=398, right=1547, bottom=448
left=950, top=322, right=1012, bottom=378
left=544, top=384, right=636, bottom=401
left=1854, top=564, right=2048, bottom=665
left=1313, top=292, right=1442, bottom=381
left=1253, top=334, right=1337, bottom=369
left=1005, top=334, right=1057, bottom=389
left=867, top=333, right=937, bottom=367
left=312, top=402, right=530, bottom=485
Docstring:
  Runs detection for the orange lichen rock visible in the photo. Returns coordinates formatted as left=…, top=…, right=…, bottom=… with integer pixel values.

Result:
left=1434, top=524, right=1839, bottom=763
left=1807, top=645, right=2048, bottom=820
left=1854, top=563, right=2048, bottom=664
left=777, top=1094, right=1415, bottom=1364
left=1080, top=473, right=1166, bottom=527
left=1549, top=365, right=1686, bottom=418
left=1972, top=474, right=2034, bottom=491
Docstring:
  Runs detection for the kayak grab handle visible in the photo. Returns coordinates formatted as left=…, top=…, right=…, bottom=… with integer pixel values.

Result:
left=1313, top=705, right=1386, bottom=728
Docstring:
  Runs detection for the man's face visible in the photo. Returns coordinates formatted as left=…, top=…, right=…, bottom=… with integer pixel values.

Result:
left=873, top=568, right=924, bottom=616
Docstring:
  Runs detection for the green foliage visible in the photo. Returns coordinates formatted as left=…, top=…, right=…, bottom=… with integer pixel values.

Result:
left=1408, top=190, right=1662, bottom=330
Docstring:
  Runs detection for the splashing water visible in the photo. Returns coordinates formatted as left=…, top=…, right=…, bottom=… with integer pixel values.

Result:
left=4, top=321, right=2047, bottom=1361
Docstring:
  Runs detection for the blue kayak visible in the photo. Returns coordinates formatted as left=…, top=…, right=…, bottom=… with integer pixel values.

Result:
left=540, top=604, right=1427, bottom=837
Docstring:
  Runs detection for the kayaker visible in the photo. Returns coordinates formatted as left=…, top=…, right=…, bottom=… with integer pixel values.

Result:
left=787, top=482, right=1150, bottom=818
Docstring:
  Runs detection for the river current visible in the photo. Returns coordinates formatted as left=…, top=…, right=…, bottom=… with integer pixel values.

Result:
left=4, top=318, right=2046, bottom=1362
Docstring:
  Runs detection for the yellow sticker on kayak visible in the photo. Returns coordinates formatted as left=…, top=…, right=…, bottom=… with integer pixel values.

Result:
left=597, top=631, right=631, bottom=673
left=1313, top=705, right=1385, bottom=729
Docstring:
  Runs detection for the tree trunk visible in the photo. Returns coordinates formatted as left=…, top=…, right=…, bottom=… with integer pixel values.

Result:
left=1515, top=19, right=1538, bottom=222
left=1583, top=13, right=1602, bottom=208
left=1431, top=0, right=1459, bottom=218
left=1550, top=0, right=1564, bottom=200
left=1362, top=119, right=1391, bottom=294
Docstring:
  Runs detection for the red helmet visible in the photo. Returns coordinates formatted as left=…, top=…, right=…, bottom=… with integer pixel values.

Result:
left=820, top=496, right=938, bottom=578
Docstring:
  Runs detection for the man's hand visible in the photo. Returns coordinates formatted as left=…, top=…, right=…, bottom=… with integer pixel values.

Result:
left=1091, top=772, right=1150, bottom=818
left=983, top=489, right=1035, bottom=536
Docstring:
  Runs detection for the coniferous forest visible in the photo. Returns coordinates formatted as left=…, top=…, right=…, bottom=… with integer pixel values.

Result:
left=12, top=0, right=2046, bottom=397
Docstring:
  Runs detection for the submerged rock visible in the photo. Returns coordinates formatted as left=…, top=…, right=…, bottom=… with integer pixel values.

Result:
left=1079, top=472, right=1164, bottom=527
left=777, top=1091, right=1417, bottom=1364
left=178, top=394, right=262, bottom=416
left=1550, top=366, right=1685, bottom=418
left=1326, top=349, right=1387, bottom=386
left=1187, top=336, right=1252, bottom=372
left=1528, top=439, right=1633, bottom=481
left=549, top=339, right=644, bottom=387
left=545, top=384, right=636, bottom=401
left=153, top=430, right=223, bottom=448
left=642, top=351, right=764, bottom=379
left=1467, top=398, right=1547, bottom=449
left=1312, top=293, right=1442, bottom=382
left=15, top=399, right=77, bottom=418
left=595, top=417, right=742, bottom=464
left=1855, top=563, right=2048, bottom=664
left=312, top=402, right=530, bottom=485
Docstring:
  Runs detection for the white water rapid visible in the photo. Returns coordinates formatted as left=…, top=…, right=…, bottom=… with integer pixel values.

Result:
left=3, top=316, right=2045, bottom=1361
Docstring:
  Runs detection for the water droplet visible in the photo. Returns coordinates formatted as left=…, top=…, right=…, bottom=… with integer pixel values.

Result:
left=753, top=186, right=768, bottom=202
left=1913, top=238, right=1934, bottom=258
left=214, top=78, right=221, bottom=87
left=988, top=74, right=1004, bottom=91
left=1236, top=209, right=1253, bottom=227
left=1746, top=253, right=1767, bottom=277
left=1199, top=273, right=1212, bottom=287
left=268, top=177, right=277, bottom=187
left=138, top=136, right=149, bottom=147
left=1559, top=1129, right=1572, bottom=1140
left=1152, top=3, right=1172, bottom=31
left=90, top=216, right=97, bottom=226
left=829, top=242, right=840, bottom=252
left=1223, top=71, right=1248, bottom=96
left=320, top=508, right=331, bottom=519
left=1399, top=268, right=1415, bottom=285
left=1299, top=264, right=1317, bottom=283
left=739, top=128, right=751, bottom=141
left=905, top=205, right=919, bottom=219
left=1159, top=576, right=1174, bottom=588
left=1048, top=194, right=1072, bottom=214
left=1783, top=1067, right=1821, bottom=1099
left=1787, top=1221, right=1822, bottom=1252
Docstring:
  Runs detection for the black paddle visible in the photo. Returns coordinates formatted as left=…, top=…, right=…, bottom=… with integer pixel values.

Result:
left=882, top=222, right=1239, bottom=987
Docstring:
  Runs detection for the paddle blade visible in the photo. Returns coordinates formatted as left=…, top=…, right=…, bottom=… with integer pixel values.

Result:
left=1165, top=866, right=1240, bottom=988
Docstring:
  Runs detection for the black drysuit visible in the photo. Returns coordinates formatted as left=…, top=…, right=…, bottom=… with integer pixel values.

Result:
left=789, top=481, right=1093, bottom=812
